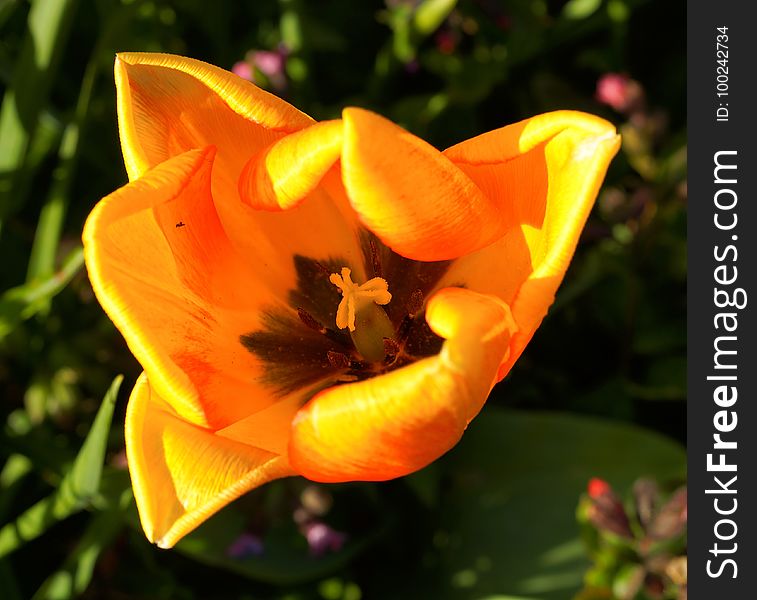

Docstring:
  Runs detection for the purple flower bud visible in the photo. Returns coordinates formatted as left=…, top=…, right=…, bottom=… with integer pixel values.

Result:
left=232, top=61, right=253, bottom=82
left=304, top=522, right=347, bottom=557
left=586, top=478, right=633, bottom=539
left=648, top=487, right=687, bottom=540
left=596, top=73, right=644, bottom=114
left=633, top=478, right=660, bottom=530
left=253, top=50, right=286, bottom=78
left=226, top=532, right=264, bottom=559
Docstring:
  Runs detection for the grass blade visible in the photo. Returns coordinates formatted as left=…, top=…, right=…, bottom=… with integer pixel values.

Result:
left=26, top=3, right=138, bottom=289
left=0, top=0, right=79, bottom=230
left=0, top=375, right=122, bottom=558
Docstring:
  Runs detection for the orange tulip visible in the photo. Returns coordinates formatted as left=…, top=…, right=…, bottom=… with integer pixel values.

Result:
left=83, top=53, right=620, bottom=548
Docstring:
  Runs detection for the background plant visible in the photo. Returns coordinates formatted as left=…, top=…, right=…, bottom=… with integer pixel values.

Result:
left=0, top=1, right=685, bottom=598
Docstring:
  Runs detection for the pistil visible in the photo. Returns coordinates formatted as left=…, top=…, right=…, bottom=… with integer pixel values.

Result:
left=330, top=267, right=396, bottom=362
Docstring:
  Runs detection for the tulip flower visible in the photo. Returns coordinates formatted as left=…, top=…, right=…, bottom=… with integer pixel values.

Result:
left=83, top=53, right=620, bottom=547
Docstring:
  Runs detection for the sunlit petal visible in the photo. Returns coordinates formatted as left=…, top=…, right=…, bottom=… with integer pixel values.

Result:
left=442, top=111, right=621, bottom=379
left=341, top=107, right=515, bottom=261
left=126, top=374, right=294, bottom=548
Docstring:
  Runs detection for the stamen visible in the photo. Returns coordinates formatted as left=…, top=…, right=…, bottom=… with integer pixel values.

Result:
left=369, top=238, right=383, bottom=278
left=327, top=350, right=351, bottom=369
left=297, top=308, right=325, bottom=333
left=397, top=315, right=413, bottom=342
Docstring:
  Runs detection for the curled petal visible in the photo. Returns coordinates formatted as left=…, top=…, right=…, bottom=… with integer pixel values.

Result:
left=239, top=120, right=344, bottom=211
left=126, top=374, right=294, bottom=548
left=115, top=52, right=312, bottom=180
left=341, top=108, right=515, bottom=261
left=441, top=111, right=621, bottom=379
left=288, top=288, right=516, bottom=482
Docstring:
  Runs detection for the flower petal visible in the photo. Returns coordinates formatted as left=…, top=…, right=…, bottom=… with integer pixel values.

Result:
left=239, top=119, right=344, bottom=211
left=340, top=107, right=514, bottom=261
left=115, top=52, right=313, bottom=180
left=288, top=287, right=515, bottom=482
left=441, top=111, right=620, bottom=379
left=126, top=373, right=294, bottom=548
left=83, top=147, right=281, bottom=428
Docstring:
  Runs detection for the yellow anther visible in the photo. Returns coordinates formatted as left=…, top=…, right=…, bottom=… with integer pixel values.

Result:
left=330, top=267, right=392, bottom=332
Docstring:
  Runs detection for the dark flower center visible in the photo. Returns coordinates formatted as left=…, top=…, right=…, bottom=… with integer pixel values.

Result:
left=240, top=232, right=452, bottom=397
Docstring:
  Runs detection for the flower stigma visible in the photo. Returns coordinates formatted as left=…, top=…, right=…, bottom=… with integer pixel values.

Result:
left=330, top=267, right=396, bottom=363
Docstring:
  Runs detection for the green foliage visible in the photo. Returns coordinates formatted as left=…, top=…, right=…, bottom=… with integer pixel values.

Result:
left=398, top=410, right=685, bottom=600
left=0, top=246, right=84, bottom=339
left=0, top=0, right=79, bottom=226
left=0, top=375, right=121, bottom=558
left=0, top=0, right=685, bottom=597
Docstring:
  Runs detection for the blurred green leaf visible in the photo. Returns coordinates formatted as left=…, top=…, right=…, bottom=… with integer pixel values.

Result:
left=0, top=0, right=21, bottom=30
left=1, top=411, right=72, bottom=478
left=0, top=558, right=22, bottom=600
left=385, top=0, right=456, bottom=64
left=0, top=454, right=33, bottom=519
left=388, top=3, right=414, bottom=63
left=26, top=2, right=139, bottom=300
left=22, top=110, right=63, bottom=174
left=279, top=0, right=303, bottom=52
left=632, top=322, right=685, bottom=356
left=0, top=375, right=122, bottom=558
left=0, top=0, right=79, bottom=227
left=32, top=508, right=125, bottom=600
left=298, top=15, right=347, bottom=52
left=25, top=64, right=93, bottom=287
left=424, top=409, right=685, bottom=600
left=473, top=596, right=541, bottom=600
left=631, top=355, right=686, bottom=402
left=24, top=367, right=80, bottom=424
left=0, top=245, right=84, bottom=340
left=562, top=0, right=603, bottom=20
left=607, top=0, right=630, bottom=22
left=65, top=375, right=122, bottom=497
left=611, top=563, right=644, bottom=598
left=404, top=461, right=442, bottom=508
left=413, top=0, right=456, bottom=35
